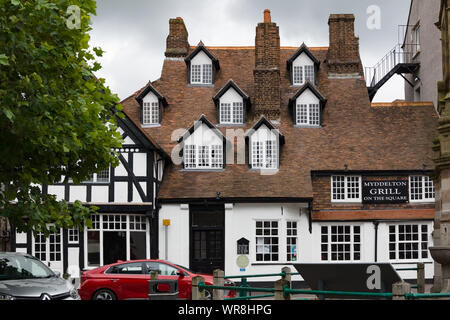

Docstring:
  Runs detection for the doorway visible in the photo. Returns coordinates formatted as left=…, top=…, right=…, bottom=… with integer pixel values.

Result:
left=189, top=204, right=225, bottom=274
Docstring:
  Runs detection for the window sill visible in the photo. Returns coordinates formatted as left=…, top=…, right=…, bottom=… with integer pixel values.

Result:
left=248, top=168, right=279, bottom=173
left=331, top=201, right=362, bottom=205
left=294, top=125, right=321, bottom=128
left=216, top=123, right=246, bottom=127
left=409, top=200, right=435, bottom=204
left=180, top=169, right=225, bottom=172
left=187, top=84, right=214, bottom=87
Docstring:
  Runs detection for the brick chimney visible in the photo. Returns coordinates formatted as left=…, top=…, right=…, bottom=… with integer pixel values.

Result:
left=327, top=14, right=362, bottom=75
left=253, top=9, right=281, bottom=121
left=165, top=17, right=189, bottom=58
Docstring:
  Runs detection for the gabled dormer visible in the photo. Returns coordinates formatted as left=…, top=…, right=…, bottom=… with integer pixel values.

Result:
left=288, top=82, right=327, bottom=127
left=136, top=84, right=168, bottom=127
left=178, top=115, right=226, bottom=170
left=245, top=116, right=285, bottom=170
left=185, top=42, right=220, bottom=85
left=287, top=43, right=320, bottom=86
left=213, top=80, right=251, bottom=125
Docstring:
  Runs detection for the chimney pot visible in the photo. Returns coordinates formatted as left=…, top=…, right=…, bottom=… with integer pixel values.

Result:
left=264, top=9, right=271, bottom=23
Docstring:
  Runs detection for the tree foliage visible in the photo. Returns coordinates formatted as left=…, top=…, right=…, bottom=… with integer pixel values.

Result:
left=0, top=0, right=123, bottom=235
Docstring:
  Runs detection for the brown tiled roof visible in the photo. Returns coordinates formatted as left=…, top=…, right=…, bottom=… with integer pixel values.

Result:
left=120, top=46, right=438, bottom=200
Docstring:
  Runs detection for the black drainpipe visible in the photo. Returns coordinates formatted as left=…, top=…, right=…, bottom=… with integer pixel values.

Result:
left=373, top=221, right=379, bottom=262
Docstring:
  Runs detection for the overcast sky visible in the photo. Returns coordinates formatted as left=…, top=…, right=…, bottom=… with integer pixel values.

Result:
left=89, top=0, right=411, bottom=102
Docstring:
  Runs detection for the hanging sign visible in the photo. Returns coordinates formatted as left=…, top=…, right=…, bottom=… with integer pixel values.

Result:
left=362, top=180, right=408, bottom=203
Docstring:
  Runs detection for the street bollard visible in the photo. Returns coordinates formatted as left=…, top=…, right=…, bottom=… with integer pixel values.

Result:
left=392, top=281, right=411, bottom=300
left=213, top=269, right=224, bottom=300
left=192, top=276, right=205, bottom=300
left=275, top=279, right=291, bottom=300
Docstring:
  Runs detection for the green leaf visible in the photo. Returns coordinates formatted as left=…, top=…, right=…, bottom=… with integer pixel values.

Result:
left=0, top=54, right=9, bottom=66
left=3, top=108, right=14, bottom=121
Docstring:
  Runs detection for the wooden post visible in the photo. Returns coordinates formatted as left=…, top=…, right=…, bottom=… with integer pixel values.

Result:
left=275, top=279, right=290, bottom=300
left=213, top=269, right=224, bottom=300
left=192, top=276, right=205, bottom=300
left=417, top=263, right=425, bottom=294
left=392, top=281, right=411, bottom=300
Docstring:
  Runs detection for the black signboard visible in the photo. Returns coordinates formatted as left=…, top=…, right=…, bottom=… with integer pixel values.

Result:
left=237, top=238, right=249, bottom=255
left=362, top=180, right=408, bottom=203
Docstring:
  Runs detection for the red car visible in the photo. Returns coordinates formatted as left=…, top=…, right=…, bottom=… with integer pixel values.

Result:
left=78, top=259, right=235, bottom=300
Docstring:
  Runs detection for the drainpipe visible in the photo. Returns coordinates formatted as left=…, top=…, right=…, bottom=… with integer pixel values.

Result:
left=373, top=221, right=379, bottom=262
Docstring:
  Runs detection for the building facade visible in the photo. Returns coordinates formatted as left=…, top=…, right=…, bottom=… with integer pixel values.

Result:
left=11, top=112, right=168, bottom=276
left=118, top=11, right=438, bottom=282
left=403, top=0, right=443, bottom=105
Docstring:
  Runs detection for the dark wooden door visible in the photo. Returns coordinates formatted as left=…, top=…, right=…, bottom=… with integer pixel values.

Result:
left=190, top=205, right=224, bottom=274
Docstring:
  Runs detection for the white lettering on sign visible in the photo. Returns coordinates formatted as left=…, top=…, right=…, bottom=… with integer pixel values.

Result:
left=366, top=265, right=381, bottom=290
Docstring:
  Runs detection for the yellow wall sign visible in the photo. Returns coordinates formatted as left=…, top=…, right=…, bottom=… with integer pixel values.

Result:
left=162, top=219, right=171, bottom=226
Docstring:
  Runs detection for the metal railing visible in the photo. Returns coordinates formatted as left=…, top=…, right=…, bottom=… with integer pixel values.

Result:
left=364, top=43, right=420, bottom=87
left=191, top=264, right=447, bottom=301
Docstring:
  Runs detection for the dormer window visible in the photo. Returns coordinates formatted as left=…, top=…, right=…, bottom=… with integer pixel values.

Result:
left=191, top=63, right=212, bottom=84
left=184, top=144, right=223, bottom=169
left=213, top=80, right=251, bottom=125
left=178, top=115, right=226, bottom=170
left=287, top=43, right=320, bottom=86
left=136, top=84, right=167, bottom=126
left=288, top=82, right=326, bottom=127
left=185, top=43, right=220, bottom=85
left=246, top=117, right=285, bottom=170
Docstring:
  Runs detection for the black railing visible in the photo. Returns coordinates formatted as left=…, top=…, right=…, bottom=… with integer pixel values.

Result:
left=364, top=43, right=420, bottom=88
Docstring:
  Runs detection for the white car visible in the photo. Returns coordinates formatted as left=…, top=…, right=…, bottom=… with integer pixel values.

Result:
left=0, top=252, right=80, bottom=300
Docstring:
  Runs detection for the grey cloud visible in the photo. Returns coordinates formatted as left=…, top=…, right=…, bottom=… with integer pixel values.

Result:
left=89, top=0, right=412, bottom=102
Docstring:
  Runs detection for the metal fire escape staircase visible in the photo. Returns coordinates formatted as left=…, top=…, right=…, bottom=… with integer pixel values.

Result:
left=364, top=43, right=420, bottom=101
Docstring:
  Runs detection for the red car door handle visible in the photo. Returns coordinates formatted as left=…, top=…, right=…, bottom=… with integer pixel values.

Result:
left=110, top=279, right=120, bottom=282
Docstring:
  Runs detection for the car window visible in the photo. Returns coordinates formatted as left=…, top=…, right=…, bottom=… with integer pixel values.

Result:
left=107, top=262, right=143, bottom=275
left=145, top=262, right=179, bottom=276
left=0, top=255, right=53, bottom=280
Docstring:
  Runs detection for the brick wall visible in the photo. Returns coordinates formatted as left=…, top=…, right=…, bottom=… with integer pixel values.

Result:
left=312, top=175, right=435, bottom=221
left=253, top=10, right=281, bottom=121
left=327, top=14, right=363, bottom=75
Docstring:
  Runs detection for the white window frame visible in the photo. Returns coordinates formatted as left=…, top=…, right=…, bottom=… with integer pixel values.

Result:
left=251, top=140, right=278, bottom=169
left=296, top=103, right=320, bottom=126
left=388, top=223, right=431, bottom=262
left=286, top=220, right=298, bottom=262
left=33, top=225, right=63, bottom=263
left=255, top=220, right=280, bottom=262
left=183, top=144, right=223, bottom=170
left=142, top=101, right=159, bottom=125
left=191, top=63, right=213, bottom=84
left=68, top=227, right=79, bottom=244
left=83, top=168, right=110, bottom=183
left=293, top=64, right=314, bottom=86
left=409, top=175, right=435, bottom=203
left=331, top=175, right=362, bottom=203
left=84, top=214, right=149, bottom=269
left=320, top=224, right=361, bottom=262
left=220, top=102, right=244, bottom=124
